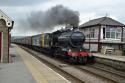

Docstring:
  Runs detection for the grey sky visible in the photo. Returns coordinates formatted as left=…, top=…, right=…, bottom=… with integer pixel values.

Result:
left=0, top=0, right=125, bottom=36
left=0, top=0, right=48, bottom=6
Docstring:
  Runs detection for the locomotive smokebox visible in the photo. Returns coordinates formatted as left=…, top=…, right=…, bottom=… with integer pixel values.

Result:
left=70, top=31, right=85, bottom=47
left=58, top=30, right=85, bottom=47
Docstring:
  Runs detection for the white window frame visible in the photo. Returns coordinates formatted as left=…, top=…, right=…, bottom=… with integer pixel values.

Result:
left=91, top=28, right=95, bottom=38
left=105, top=26, right=121, bottom=39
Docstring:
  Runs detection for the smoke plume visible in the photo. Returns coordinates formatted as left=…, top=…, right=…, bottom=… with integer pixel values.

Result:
left=27, top=5, right=79, bottom=31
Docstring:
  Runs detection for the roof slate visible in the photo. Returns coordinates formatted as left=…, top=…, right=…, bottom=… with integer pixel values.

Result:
left=80, top=17, right=125, bottom=28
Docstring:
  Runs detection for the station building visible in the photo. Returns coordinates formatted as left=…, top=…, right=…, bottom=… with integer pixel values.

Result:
left=0, top=10, right=14, bottom=63
left=80, top=17, right=125, bottom=55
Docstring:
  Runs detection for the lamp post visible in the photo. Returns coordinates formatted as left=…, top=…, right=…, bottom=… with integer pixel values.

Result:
left=122, top=27, right=125, bottom=56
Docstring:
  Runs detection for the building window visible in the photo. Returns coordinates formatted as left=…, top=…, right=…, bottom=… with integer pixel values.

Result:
left=110, top=28, right=116, bottom=38
left=90, top=28, right=95, bottom=38
left=84, top=28, right=95, bottom=38
left=116, top=28, right=121, bottom=39
left=106, top=28, right=110, bottom=38
left=105, top=27, right=121, bottom=39
left=86, top=34, right=89, bottom=38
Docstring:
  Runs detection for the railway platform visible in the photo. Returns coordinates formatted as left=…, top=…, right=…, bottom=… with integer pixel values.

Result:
left=0, top=44, right=70, bottom=83
left=93, top=53, right=125, bottom=62
left=93, top=53, right=125, bottom=70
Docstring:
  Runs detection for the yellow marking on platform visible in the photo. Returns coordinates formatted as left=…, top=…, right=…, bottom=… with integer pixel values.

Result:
left=14, top=45, right=70, bottom=83
left=15, top=46, right=48, bottom=83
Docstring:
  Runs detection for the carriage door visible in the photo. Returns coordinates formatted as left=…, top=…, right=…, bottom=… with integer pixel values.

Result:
left=0, top=32, right=2, bottom=62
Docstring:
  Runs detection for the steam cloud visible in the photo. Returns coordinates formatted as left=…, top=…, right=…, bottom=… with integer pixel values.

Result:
left=27, top=5, right=79, bottom=31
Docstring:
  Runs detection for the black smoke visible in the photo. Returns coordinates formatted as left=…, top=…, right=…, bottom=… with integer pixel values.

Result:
left=27, top=5, right=79, bottom=31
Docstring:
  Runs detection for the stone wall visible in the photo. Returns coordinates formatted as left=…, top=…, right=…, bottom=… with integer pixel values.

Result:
left=0, top=19, right=9, bottom=63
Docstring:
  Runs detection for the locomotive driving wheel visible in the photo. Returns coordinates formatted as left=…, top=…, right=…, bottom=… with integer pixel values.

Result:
left=87, top=56, right=95, bottom=64
left=69, top=56, right=77, bottom=64
left=53, top=47, right=62, bottom=57
left=78, top=56, right=87, bottom=64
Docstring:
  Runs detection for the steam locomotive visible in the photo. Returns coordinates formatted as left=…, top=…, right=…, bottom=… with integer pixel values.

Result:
left=13, top=28, right=95, bottom=64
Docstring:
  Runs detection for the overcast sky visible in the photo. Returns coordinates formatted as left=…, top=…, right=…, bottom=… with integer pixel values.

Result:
left=0, top=0, right=125, bottom=36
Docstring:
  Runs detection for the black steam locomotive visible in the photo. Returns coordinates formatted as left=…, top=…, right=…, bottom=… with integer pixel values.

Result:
left=13, top=28, right=95, bottom=64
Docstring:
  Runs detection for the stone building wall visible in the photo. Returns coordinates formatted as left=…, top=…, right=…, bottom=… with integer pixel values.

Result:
left=0, top=19, right=9, bottom=63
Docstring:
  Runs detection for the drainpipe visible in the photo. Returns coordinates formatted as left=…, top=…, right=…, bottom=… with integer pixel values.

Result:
left=89, top=28, right=91, bottom=52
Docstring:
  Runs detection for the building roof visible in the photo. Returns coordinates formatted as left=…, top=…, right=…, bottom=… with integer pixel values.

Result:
left=80, top=17, right=125, bottom=28
left=0, top=9, right=14, bottom=28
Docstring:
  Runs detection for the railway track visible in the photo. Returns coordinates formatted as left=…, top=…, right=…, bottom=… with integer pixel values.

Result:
left=78, top=64, right=125, bottom=83
left=89, top=63, right=125, bottom=78
left=20, top=45, right=125, bottom=83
